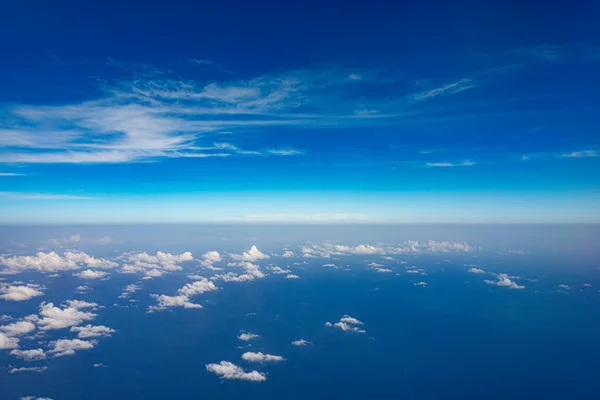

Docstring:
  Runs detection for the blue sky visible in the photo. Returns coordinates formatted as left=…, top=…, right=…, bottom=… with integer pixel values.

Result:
left=0, top=0, right=599, bottom=223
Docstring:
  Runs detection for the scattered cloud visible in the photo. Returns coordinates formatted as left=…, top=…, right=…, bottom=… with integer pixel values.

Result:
left=230, top=246, right=269, bottom=262
left=9, top=366, right=48, bottom=374
left=269, top=266, right=291, bottom=274
left=70, top=324, right=115, bottom=338
left=93, top=363, right=107, bottom=368
left=0, top=251, right=117, bottom=274
left=426, top=160, right=476, bottom=167
left=484, top=273, right=525, bottom=289
left=206, top=361, right=267, bottom=382
left=285, top=274, right=300, bottom=279
left=414, top=281, right=428, bottom=287
left=200, top=251, right=223, bottom=269
left=291, top=339, right=310, bottom=346
left=468, top=267, right=486, bottom=274
left=238, top=333, right=260, bottom=341
left=561, top=150, right=598, bottom=158
left=48, top=338, right=97, bottom=357
left=325, top=315, right=366, bottom=333
left=119, top=251, right=192, bottom=277
left=149, top=294, right=202, bottom=310
left=118, top=284, right=141, bottom=299
left=37, top=300, right=98, bottom=330
left=0, top=283, right=45, bottom=301
left=281, top=250, right=296, bottom=258
left=0, top=321, right=36, bottom=336
left=73, top=269, right=108, bottom=279
left=303, top=240, right=472, bottom=258
left=0, top=331, right=20, bottom=349
left=0, top=172, right=26, bottom=176
left=242, top=352, right=285, bottom=363
left=558, top=284, right=570, bottom=290
left=10, top=348, right=47, bottom=361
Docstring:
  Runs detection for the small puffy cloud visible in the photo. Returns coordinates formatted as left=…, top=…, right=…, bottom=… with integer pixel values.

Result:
left=0, top=283, right=45, bottom=301
left=75, top=285, right=90, bottom=294
left=269, top=266, right=291, bottom=274
left=373, top=267, right=392, bottom=273
left=0, top=321, right=36, bottom=336
left=484, top=274, right=525, bottom=289
left=291, top=339, right=310, bottom=346
left=468, top=267, right=486, bottom=274
left=9, top=366, right=48, bottom=373
left=119, top=251, right=192, bottom=275
left=38, top=300, right=98, bottom=330
left=213, top=272, right=257, bottom=282
left=200, top=251, right=222, bottom=268
left=368, top=262, right=383, bottom=267
left=0, top=331, right=20, bottom=349
left=177, top=278, right=217, bottom=297
left=73, top=269, right=108, bottom=279
left=118, top=284, right=141, bottom=299
left=558, top=284, right=570, bottom=290
left=230, top=246, right=269, bottom=262
left=206, top=361, right=267, bottom=382
left=10, top=348, right=47, bottom=361
left=0, top=251, right=117, bottom=274
left=238, top=332, right=260, bottom=341
left=48, top=338, right=97, bottom=357
left=0, top=314, right=12, bottom=321
left=326, top=315, right=366, bottom=333
left=93, top=363, right=107, bottom=368
left=303, top=240, right=472, bottom=258
left=322, top=263, right=342, bottom=269
left=242, top=351, right=285, bottom=363
left=281, top=251, right=295, bottom=258
left=285, top=274, right=300, bottom=279
left=583, top=283, right=592, bottom=287
left=150, top=294, right=202, bottom=310
left=414, top=281, right=428, bottom=287
left=70, top=324, right=115, bottom=338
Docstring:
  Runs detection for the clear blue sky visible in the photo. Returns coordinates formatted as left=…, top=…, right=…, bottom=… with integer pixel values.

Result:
left=0, top=0, right=598, bottom=223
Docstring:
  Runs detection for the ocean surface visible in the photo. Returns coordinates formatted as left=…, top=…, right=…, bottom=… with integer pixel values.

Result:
left=1, top=224, right=599, bottom=399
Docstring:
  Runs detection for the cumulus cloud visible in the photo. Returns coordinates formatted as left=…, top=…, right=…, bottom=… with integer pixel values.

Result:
left=48, top=338, right=97, bottom=357
left=177, top=278, right=217, bottom=297
left=119, top=251, right=192, bottom=276
left=291, top=339, right=310, bottom=346
left=0, top=251, right=117, bottom=275
left=285, top=274, right=300, bottom=279
left=326, top=315, right=366, bottom=333
left=150, top=294, right=202, bottom=310
left=0, top=331, right=20, bottom=349
left=558, top=284, right=570, bottom=290
left=281, top=251, right=295, bottom=258
left=484, top=274, right=525, bottom=289
left=37, top=300, right=98, bottom=330
left=269, top=266, right=291, bottom=274
left=0, top=321, right=36, bottom=336
left=206, top=361, right=267, bottom=381
left=368, top=262, right=383, bottom=267
left=0, top=283, right=45, bottom=301
left=241, top=351, right=285, bottom=363
left=118, top=284, right=141, bottom=299
left=238, top=333, right=260, bottom=341
left=73, top=269, right=108, bottom=279
left=230, top=246, right=269, bottom=262
left=468, top=267, right=485, bottom=274
left=302, top=240, right=472, bottom=258
left=10, top=348, right=47, bottom=361
left=9, top=366, right=48, bottom=373
left=70, top=324, right=115, bottom=338
left=212, top=272, right=257, bottom=282
left=414, top=281, right=428, bottom=287
left=372, top=267, right=392, bottom=273
left=200, top=251, right=222, bottom=269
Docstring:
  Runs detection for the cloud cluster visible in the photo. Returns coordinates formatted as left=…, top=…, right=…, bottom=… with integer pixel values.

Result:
left=38, top=300, right=98, bottom=330
left=73, top=269, right=108, bottom=279
left=241, top=352, right=285, bottom=363
left=0, top=251, right=117, bottom=275
left=230, top=246, right=270, bottom=262
left=484, top=274, right=525, bottom=289
left=302, top=240, right=472, bottom=258
left=149, top=277, right=217, bottom=311
left=48, top=338, right=97, bottom=357
left=10, top=348, right=47, bottom=361
left=285, top=274, right=300, bottom=279
left=205, top=361, right=267, bottom=382
left=0, top=283, right=45, bottom=301
left=118, top=284, right=142, bottom=299
left=325, top=315, right=366, bottom=333
left=70, top=324, right=115, bottom=338
left=238, top=333, right=260, bottom=341
left=119, top=251, right=193, bottom=278
left=9, top=366, right=49, bottom=373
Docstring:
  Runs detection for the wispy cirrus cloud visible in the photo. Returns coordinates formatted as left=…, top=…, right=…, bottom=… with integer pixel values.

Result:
left=561, top=150, right=598, bottom=158
left=426, top=160, right=476, bottom=167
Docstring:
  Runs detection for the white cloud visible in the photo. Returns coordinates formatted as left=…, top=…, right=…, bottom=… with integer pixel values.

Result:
left=266, top=149, right=304, bottom=156
left=238, top=333, right=260, bottom=341
left=291, top=339, right=310, bottom=346
left=20, top=397, right=54, bottom=400
left=150, top=294, right=202, bottom=310
left=0, top=251, right=117, bottom=274
left=212, top=272, right=257, bottom=282
left=73, top=269, right=108, bottom=279
left=558, top=284, right=570, bottom=290
left=285, top=274, right=300, bottom=279
left=562, top=150, right=598, bottom=158
left=281, top=251, right=295, bottom=258
left=0, top=283, right=45, bottom=301
left=468, top=267, right=485, bottom=274
left=414, top=281, right=428, bottom=287
left=37, top=300, right=98, bottom=330
left=70, top=324, right=115, bottom=338
left=412, top=79, right=476, bottom=102
left=48, top=338, right=97, bottom=357
left=303, top=240, right=471, bottom=258
left=206, top=361, right=267, bottom=382
left=118, top=251, right=192, bottom=276
left=0, top=321, right=36, bottom=336
left=10, top=348, right=47, bottom=361
left=326, top=315, right=366, bottom=333
left=269, top=266, right=291, bottom=274
left=484, top=274, right=525, bottom=289
left=177, top=278, right=217, bottom=297
left=373, top=267, right=392, bottom=273
left=426, top=160, right=476, bottom=167
left=9, top=366, right=48, bottom=373
left=0, top=331, right=20, bottom=349
left=118, top=284, right=141, bottom=298
left=200, top=251, right=222, bottom=268
left=241, top=351, right=285, bottom=363
left=93, top=363, right=107, bottom=368
left=230, top=246, right=269, bottom=262
left=368, top=262, right=383, bottom=267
